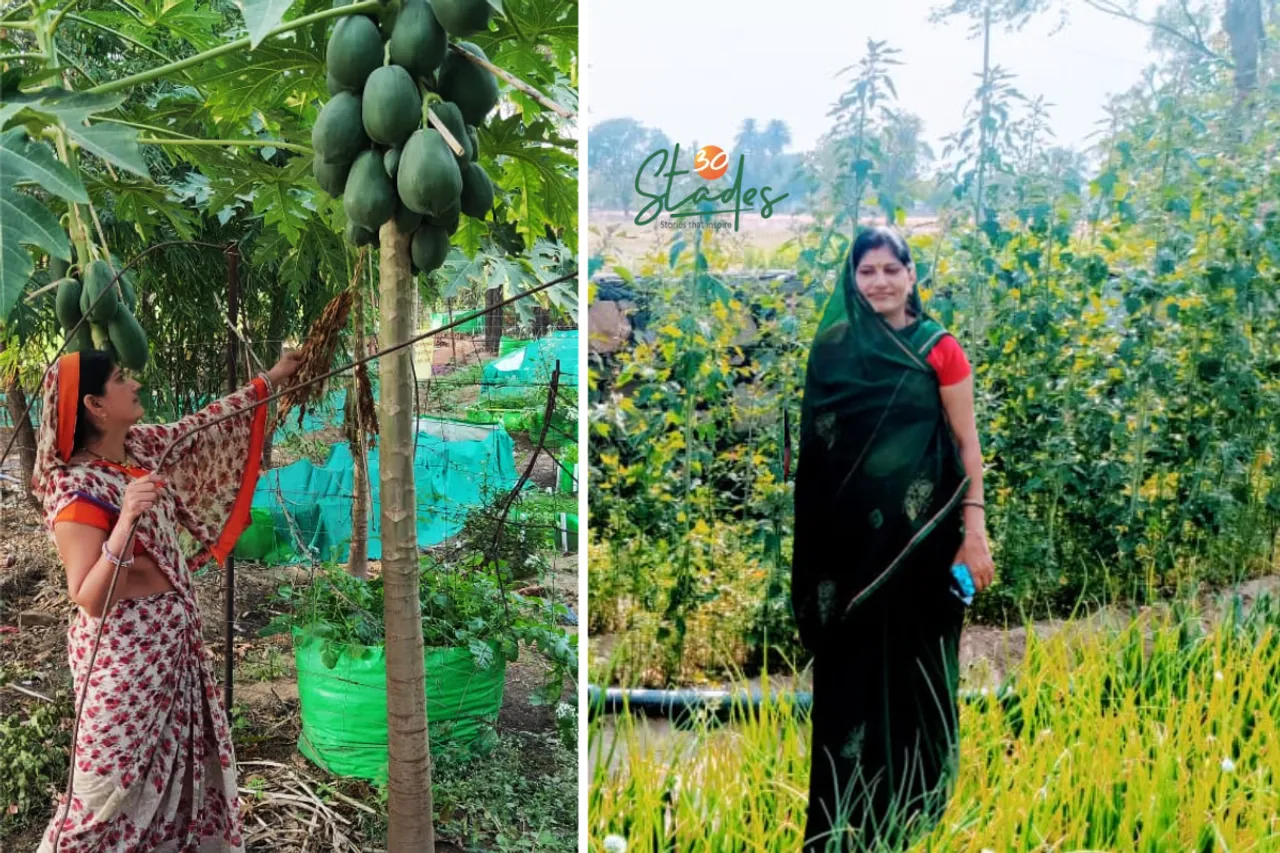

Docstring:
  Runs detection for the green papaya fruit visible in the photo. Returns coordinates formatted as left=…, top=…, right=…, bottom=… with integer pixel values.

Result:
left=313, top=92, right=369, bottom=165
left=116, top=271, right=137, bottom=312
left=397, top=128, right=463, bottom=216
left=362, top=65, right=423, bottom=147
left=466, top=124, right=479, bottom=161
left=314, top=157, right=351, bottom=197
left=438, top=42, right=499, bottom=125
left=81, top=260, right=119, bottom=325
left=64, top=323, right=93, bottom=354
left=325, top=71, right=355, bottom=95
left=344, top=149, right=398, bottom=230
left=411, top=224, right=450, bottom=273
left=384, top=148, right=401, bottom=179
left=108, top=308, right=148, bottom=371
left=430, top=101, right=472, bottom=163
left=326, top=15, right=384, bottom=91
left=431, top=0, right=491, bottom=36
left=49, top=256, right=69, bottom=280
left=345, top=220, right=379, bottom=246
left=426, top=199, right=460, bottom=235
left=393, top=202, right=423, bottom=234
left=389, top=0, right=447, bottom=80
left=459, top=160, right=494, bottom=219
left=379, top=0, right=402, bottom=36
left=55, top=277, right=82, bottom=330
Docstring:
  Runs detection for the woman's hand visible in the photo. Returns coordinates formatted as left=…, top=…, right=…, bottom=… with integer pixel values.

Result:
left=120, top=474, right=165, bottom=523
left=955, top=527, right=995, bottom=593
left=267, top=350, right=302, bottom=388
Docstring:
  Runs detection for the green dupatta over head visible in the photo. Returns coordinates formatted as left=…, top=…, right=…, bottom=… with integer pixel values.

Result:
left=791, top=245, right=970, bottom=649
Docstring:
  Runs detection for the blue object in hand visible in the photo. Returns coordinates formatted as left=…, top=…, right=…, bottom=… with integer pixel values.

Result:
left=951, top=563, right=975, bottom=606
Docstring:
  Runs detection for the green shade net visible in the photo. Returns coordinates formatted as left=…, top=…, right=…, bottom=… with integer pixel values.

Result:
left=236, top=418, right=520, bottom=564
left=482, top=331, right=579, bottom=403
left=294, top=629, right=506, bottom=781
left=430, top=310, right=485, bottom=335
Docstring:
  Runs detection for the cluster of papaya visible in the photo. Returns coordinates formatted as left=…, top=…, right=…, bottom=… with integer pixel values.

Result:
left=314, top=0, right=499, bottom=276
left=54, top=257, right=149, bottom=370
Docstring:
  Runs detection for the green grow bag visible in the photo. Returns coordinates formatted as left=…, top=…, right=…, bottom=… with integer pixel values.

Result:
left=557, top=444, right=579, bottom=495
left=465, top=407, right=530, bottom=433
left=293, top=628, right=506, bottom=782
left=233, top=507, right=298, bottom=564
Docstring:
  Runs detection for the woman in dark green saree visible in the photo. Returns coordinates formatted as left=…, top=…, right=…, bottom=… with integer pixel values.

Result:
left=792, top=227, right=995, bottom=852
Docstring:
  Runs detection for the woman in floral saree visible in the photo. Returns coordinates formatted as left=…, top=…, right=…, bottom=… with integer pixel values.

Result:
left=791, top=227, right=995, bottom=852
left=32, top=348, right=298, bottom=852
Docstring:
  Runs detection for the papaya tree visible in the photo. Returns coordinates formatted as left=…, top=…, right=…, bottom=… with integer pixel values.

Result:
left=3, top=0, right=576, bottom=848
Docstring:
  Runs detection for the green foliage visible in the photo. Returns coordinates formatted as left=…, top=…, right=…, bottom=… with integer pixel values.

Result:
left=589, top=31, right=1280, bottom=682
left=430, top=732, right=577, bottom=852
left=262, top=559, right=577, bottom=705
left=592, top=596, right=1280, bottom=850
left=0, top=686, right=72, bottom=841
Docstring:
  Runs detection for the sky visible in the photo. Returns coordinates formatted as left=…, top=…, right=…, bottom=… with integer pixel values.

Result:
left=586, top=0, right=1166, bottom=157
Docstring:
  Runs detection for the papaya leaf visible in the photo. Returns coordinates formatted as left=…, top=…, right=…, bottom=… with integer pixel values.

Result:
left=0, top=128, right=88, bottom=203
left=1, top=191, right=69, bottom=321
left=439, top=248, right=484, bottom=299
left=65, top=123, right=150, bottom=179
left=235, top=0, right=298, bottom=48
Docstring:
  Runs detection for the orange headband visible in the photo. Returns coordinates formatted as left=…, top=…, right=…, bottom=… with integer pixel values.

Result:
left=56, top=352, right=80, bottom=463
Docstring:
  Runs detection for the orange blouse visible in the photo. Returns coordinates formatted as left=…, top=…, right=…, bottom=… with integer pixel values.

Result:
left=52, top=460, right=151, bottom=532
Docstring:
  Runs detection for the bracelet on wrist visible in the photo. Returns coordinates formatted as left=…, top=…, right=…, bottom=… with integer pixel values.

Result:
left=961, top=500, right=986, bottom=510
left=258, top=371, right=274, bottom=396
left=102, top=541, right=135, bottom=569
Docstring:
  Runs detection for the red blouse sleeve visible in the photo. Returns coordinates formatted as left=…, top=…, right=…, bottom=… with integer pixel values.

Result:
left=927, top=335, right=972, bottom=387
left=52, top=498, right=115, bottom=531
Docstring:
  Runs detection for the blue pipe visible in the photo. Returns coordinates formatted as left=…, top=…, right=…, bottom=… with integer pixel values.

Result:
left=587, top=683, right=1015, bottom=722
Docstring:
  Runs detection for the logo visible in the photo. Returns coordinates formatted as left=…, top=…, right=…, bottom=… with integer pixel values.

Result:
left=633, top=143, right=789, bottom=231
left=693, top=145, right=729, bottom=180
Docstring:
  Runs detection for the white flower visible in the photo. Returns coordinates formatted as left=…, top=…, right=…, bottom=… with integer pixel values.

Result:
left=1214, top=671, right=1224, bottom=682
left=603, top=835, right=628, bottom=853
left=1221, top=757, right=1235, bottom=773
left=980, top=687, right=989, bottom=697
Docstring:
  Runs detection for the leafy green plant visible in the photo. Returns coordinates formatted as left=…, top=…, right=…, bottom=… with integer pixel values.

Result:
left=588, top=25, right=1280, bottom=684
left=590, top=595, right=1280, bottom=851
left=263, top=558, right=577, bottom=705
left=0, top=696, right=72, bottom=840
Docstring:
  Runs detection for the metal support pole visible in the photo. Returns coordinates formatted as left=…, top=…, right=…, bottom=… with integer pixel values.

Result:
left=224, top=244, right=240, bottom=715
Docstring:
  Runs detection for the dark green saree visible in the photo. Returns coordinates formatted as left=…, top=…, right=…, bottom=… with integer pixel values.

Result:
left=792, top=251, right=970, bottom=852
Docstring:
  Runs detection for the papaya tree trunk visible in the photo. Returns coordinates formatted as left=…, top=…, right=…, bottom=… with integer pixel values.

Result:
left=1, top=344, right=38, bottom=509
left=377, top=221, right=435, bottom=853
left=348, top=289, right=370, bottom=580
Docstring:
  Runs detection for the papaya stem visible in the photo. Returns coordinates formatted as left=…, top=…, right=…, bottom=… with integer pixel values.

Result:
left=86, top=0, right=380, bottom=96
left=49, top=0, right=84, bottom=36
left=136, top=135, right=312, bottom=154
left=24, top=278, right=65, bottom=302
left=424, top=107, right=465, bottom=157
left=447, top=41, right=573, bottom=120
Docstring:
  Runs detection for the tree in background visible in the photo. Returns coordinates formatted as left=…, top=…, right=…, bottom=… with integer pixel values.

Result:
left=588, top=117, right=670, bottom=215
